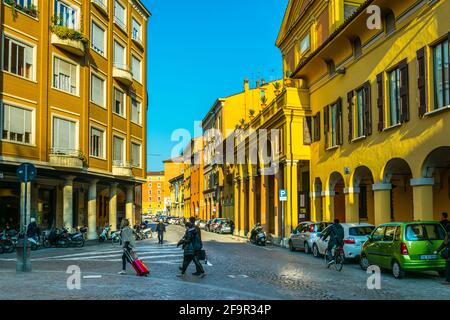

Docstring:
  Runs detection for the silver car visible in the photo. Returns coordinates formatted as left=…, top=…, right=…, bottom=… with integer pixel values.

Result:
left=288, top=221, right=332, bottom=254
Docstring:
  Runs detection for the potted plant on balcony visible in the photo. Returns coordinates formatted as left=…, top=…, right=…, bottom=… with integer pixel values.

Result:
left=50, top=16, right=89, bottom=48
left=249, top=109, right=255, bottom=120
left=261, top=96, right=268, bottom=109
left=239, top=118, right=246, bottom=129
left=5, top=0, right=38, bottom=19
left=273, top=81, right=282, bottom=95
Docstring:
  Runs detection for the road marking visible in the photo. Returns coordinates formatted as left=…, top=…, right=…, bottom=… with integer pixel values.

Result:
left=83, top=275, right=102, bottom=279
left=227, top=275, right=249, bottom=278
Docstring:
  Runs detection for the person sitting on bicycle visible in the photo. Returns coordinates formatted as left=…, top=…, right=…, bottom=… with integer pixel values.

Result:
left=323, top=219, right=345, bottom=265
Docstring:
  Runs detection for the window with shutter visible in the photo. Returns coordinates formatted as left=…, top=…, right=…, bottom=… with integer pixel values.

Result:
left=336, top=98, right=343, bottom=145
left=91, top=73, right=105, bottom=107
left=53, top=57, right=77, bottom=94
left=114, top=0, right=126, bottom=29
left=3, top=36, right=34, bottom=80
left=388, top=68, right=401, bottom=126
left=113, top=136, right=125, bottom=164
left=131, top=142, right=141, bottom=167
left=324, top=106, right=329, bottom=148
left=90, top=127, right=104, bottom=158
left=91, top=22, right=105, bottom=56
left=313, top=112, right=320, bottom=142
left=53, top=117, right=77, bottom=154
left=131, top=96, right=141, bottom=124
left=113, top=41, right=125, bottom=68
left=114, top=88, right=125, bottom=116
left=1, top=104, right=33, bottom=144
left=132, top=55, right=141, bottom=82
left=433, top=38, right=450, bottom=111
left=303, top=117, right=312, bottom=145
left=363, top=81, right=372, bottom=135
left=348, top=91, right=355, bottom=141
left=417, top=47, right=427, bottom=117
left=399, top=59, right=410, bottom=123
left=376, top=73, right=384, bottom=131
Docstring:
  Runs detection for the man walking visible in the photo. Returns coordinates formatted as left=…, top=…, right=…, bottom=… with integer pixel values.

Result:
left=177, top=221, right=205, bottom=278
left=156, top=220, right=166, bottom=244
left=440, top=212, right=450, bottom=232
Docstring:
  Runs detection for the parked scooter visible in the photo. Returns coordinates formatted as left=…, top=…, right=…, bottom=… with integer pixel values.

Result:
left=28, top=235, right=42, bottom=251
left=62, top=228, right=85, bottom=247
left=98, top=225, right=111, bottom=242
left=43, top=229, right=69, bottom=248
left=0, top=230, right=17, bottom=254
left=249, top=223, right=267, bottom=246
left=111, top=230, right=122, bottom=245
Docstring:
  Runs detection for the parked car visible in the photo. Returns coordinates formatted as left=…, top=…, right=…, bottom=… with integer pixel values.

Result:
left=210, top=218, right=225, bottom=233
left=288, top=221, right=332, bottom=253
left=216, top=220, right=233, bottom=234
left=196, top=220, right=207, bottom=230
left=359, top=221, right=447, bottom=279
left=312, top=223, right=375, bottom=260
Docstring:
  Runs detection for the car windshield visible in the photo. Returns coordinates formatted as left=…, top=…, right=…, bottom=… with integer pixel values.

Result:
left=405, top=224, right=446, bottom=241
left=349, top=226, right=375, bottom=236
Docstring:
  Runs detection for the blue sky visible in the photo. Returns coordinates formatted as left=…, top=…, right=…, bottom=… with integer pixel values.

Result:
left=143, top=0, right=289, bottom=171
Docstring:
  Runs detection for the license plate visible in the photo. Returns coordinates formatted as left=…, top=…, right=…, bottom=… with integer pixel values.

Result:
left=420, top=254, right=437, bottom=260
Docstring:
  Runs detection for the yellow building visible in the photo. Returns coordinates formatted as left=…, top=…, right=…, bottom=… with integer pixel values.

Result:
left=163, top=157, right=184, bottom=216
left=283, top=0, right=450, bottom=226
left=142, top=171, right=166, bottom=215
left=0, top=0, right=150, bottom=238
left=202, top=79, right=278, bottom=221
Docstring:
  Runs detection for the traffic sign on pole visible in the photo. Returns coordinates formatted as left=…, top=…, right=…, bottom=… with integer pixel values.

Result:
left=279, top=189, right=287, bottom=202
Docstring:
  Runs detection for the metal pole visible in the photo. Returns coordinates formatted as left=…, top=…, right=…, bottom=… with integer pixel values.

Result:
left=281, top=201, right=285, bottom=246
left=23, top=178, right=28, bottom=272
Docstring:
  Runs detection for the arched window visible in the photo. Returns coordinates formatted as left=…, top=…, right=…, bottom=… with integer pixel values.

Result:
left=353, top=37, right=362, bottom=58
left=384, top=10, right=396, bottom=34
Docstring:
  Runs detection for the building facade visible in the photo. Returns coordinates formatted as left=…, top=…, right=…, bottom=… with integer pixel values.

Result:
left=0, top=0, right=150, bottom=239
left=141, top=171, right=165, bottom=215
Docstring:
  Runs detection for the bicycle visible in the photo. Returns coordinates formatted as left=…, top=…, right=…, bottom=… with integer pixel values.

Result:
left=324, top=245, right=345, bottom=271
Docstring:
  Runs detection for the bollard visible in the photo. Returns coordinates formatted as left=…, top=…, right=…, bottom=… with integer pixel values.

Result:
left=16, top=238, right=32, bottom=272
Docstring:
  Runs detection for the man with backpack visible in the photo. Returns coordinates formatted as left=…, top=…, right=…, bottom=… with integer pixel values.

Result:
left=176, top=221, right=205, bottom=278
left=323, top=219, right=345, bottom=266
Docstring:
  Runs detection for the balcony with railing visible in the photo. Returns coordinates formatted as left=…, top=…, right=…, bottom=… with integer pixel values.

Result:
left=49, top=148, right=85, bottom=169
left=3, top=0, right=38, bottom=18
left=91, top=0, right=107, bottom=15
left=112, top=160, right=133, bottom=177
left=113, top=63, right=133, bottom=86
left=50, top=16, right=87, bottom=57
left=132, top=31, right=143, bottom=49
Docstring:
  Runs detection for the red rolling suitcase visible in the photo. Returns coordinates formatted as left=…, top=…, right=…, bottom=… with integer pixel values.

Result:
left=124, top=249, right=150, bottom=277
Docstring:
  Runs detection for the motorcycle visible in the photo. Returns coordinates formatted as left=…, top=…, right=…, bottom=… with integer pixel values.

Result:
left=43, top=229, right=69, bottom=248
left=110, top=230, right=122, bottom=245
left=0, top=229, right=18, bottom=254
left=249, top=224, right=267, bottom=246
left=62, top=228, right=85, bottom=247
left=98, top=225, right=111, bottom=242
left=28, top=235, right=42, bottom=251
left=134, top=225, right=146, bottom=241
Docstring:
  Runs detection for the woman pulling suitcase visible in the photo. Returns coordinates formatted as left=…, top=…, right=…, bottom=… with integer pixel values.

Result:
left=118, top=219, right=135, bottom=275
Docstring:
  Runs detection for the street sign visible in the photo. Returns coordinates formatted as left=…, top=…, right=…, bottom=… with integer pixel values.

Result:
left=279, top=189, right=287, bottom=202
left=17, top=163, right=37, bottom=182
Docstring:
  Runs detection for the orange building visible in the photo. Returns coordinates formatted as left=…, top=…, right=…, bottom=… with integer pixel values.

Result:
left=141, top=171, right=166, bottom=215
left=0, top=0, right=150, bottom=238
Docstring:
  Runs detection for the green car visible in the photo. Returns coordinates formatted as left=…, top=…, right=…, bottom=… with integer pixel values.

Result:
left=360, top=221, right=447, bottom=279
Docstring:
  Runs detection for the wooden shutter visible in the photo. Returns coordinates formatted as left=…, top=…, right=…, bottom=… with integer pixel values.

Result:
left=336, top=97, right=343, bottom=145
left=315, top=112, right=321, bottom=142
left=303, top=116, right=312, bottom=145
left=417, top=47, right=427, bottom=117
left=363, top=81, right=372, bottom=136
left=399, top=59, right=410, bottom=123
left=347, top=91, right=354, bottom=143
left=376, top=73, right=384, bottom=131
left=324, top=106, right=329, bottom=149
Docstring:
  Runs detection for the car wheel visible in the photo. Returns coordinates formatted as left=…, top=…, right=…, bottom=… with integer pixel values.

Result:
left=288, top=240, right=295, bottom=252
left=304, top=242, right=311, bottom=254
left=392, top=260, right=405, bottom=279
left=359, top=254, right=369, bottom=271
left=312, top=244, right=320, bottom=257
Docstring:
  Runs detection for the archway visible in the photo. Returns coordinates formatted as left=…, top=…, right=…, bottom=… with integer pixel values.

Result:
left=383, top=158, right=413, bottom=221
left=329, top=172, right=345, bottom=223
left=421, top=147, right=450, bottom=220
left=353, top=166, right=375, bottom=224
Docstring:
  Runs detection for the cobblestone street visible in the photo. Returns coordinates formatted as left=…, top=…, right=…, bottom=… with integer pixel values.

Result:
left=0, top=226, right=449, bottom=300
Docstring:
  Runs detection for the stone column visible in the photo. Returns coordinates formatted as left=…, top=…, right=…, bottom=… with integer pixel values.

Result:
left=344, top=187, right=360, bottom=223
left=239, top=177, right=246, bottom=237
left=284, top=160, right=298, bottom=237
left=88, top=179, right=99, bottom=240
left=109, top=183, right=118, bottom=231
left=373, top=183, right=392, bottom=225
left=411, top=178, right=434, bottom=221
left=322, top=190, right=335, bottom=222
left=63, top=176, right=76, bottom=231
left=260, top=174, right=269, bottom=232
left=248, top=173, right=257, bottom=229
left=126, top=185, right=134, bottom=226
left=233, top=178, right=240, bottom=236
left=274, top=169, right=280, bottom=237
left=310, top=192, right=322, bottom=222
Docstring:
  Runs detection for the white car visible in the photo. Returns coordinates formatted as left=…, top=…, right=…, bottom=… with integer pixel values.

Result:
left=312, top=223, right=375, bottom=260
